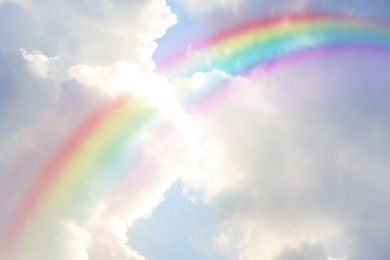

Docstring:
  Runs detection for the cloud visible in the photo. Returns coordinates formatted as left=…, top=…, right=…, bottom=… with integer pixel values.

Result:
left=0, top=0, right=178, bottom=259
left=172, top=0, right=243, bottom=14
left=16, top=221, right=92, bottom=260
left=20, top=49, right=65, bottom=80
left=181, top=51, right=390, bottom=259
left=2, top=0, right=176, bottom=66
left=275, top=243, right=325, bottom=260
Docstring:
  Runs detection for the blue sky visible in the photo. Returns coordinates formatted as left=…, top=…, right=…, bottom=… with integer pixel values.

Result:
left=1, top=0, right=390, bottom=260
left=128, top=181, right=225, bottom=260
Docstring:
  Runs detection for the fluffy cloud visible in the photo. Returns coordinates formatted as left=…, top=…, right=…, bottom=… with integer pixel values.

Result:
left=0, top=0, right=178, bottom=259
left=2, top=0, right=176, bottom=66
left=16, top=221, right=92, bottom=260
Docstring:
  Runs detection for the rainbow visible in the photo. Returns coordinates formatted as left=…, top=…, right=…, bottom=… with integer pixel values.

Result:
left=0, top=95, right=156, bottom=258
left=157, top=13, right=390, bottom=110
left=3, top=12, right=390, bottom=259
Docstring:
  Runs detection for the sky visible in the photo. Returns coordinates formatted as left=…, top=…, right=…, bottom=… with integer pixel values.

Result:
left=1, top=0, right=390, bottom=260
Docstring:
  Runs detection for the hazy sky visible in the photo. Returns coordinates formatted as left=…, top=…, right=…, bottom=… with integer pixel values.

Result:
left=1, top=0, right=390, bottom=260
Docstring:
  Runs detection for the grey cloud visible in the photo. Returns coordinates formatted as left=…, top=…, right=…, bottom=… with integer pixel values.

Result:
left=346, top=216, right=390, bottom=260
left=275, top=244, right=325, bottom=260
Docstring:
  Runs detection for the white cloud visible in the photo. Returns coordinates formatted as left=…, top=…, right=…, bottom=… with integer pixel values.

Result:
left=67, top=61, right=178, bottom=112
left=60, top=222, right=92, bottom=260
left=21, top=49, right=66, bottom=80
left=2, top=0, right=176, bottom=66
left=0, top=0, right=178, bottom=259
left=87, top=208, right=146, bottom=260
left=14, top=221, right=92, bottom=260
